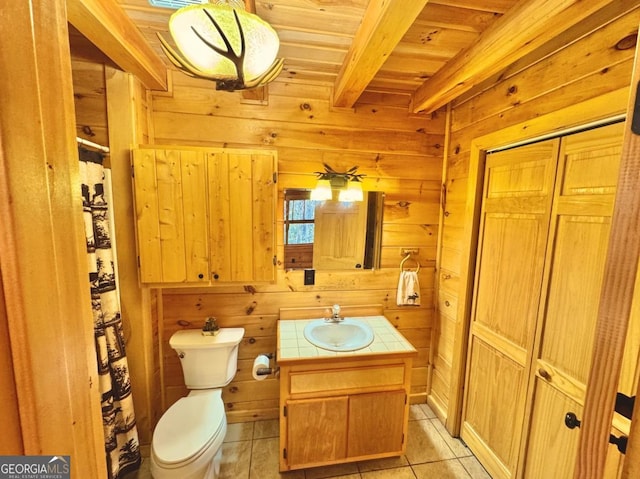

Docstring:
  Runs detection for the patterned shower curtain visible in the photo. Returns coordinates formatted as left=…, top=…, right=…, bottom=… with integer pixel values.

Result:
left=79, top=147, right=141, bottom=479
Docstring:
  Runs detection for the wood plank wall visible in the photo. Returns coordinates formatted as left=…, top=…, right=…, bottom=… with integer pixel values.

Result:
left=0, top=267, right=23, bottom=453
left=151, top=72, right=444, bottom=423
left=72, top=60, right=109, bottom=147
left=71, top=56, right=444, bottom=435
left=1, top=2, right=106, bottom=472
left=431, top=2, right=640, bottom=431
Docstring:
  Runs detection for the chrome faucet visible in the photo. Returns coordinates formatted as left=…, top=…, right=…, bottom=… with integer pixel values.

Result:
left=326, top=304, right=344, bottom=323
left=202, top=316, right=220, bottom=336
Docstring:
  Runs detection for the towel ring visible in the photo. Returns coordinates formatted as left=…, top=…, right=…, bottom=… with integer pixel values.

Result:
left=400, top=253, right=420, bottom=273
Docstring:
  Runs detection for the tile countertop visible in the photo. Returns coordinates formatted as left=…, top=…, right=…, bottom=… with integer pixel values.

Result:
left=277, top=315, right=417, bottom=364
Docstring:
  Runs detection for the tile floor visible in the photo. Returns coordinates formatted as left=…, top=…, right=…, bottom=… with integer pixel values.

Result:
left=129, top=403, right=491, bottom=479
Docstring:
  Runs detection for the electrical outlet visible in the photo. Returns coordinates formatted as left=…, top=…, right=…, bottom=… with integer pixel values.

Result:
left=304, top=269, right=315, bottom=285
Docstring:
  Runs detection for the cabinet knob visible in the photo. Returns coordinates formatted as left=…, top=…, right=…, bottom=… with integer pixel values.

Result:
left=198, top=273, right=204, bottom=279
left=212, top=272, right=219, bottom=280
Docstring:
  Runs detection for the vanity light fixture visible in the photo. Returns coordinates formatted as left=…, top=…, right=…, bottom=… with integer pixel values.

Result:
left=339, top=177, right=364, bottom=202
left=156, top=0, right=283, bottom=91
left=310, top=163, right=365, bottom=202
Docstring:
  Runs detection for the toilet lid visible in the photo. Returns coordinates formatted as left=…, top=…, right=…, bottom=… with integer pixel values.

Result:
left=153, top=393, right=225, bottom=465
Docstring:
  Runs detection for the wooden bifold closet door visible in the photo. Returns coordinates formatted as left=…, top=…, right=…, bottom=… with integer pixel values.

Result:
left=461, top=122, right=634, bottom=479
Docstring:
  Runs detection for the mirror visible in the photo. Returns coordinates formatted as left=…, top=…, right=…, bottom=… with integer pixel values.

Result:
left=283, top=188, right=384, bottom=270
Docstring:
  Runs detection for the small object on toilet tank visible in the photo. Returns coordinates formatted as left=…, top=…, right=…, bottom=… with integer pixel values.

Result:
left=202, top=316, right=220, bottom=336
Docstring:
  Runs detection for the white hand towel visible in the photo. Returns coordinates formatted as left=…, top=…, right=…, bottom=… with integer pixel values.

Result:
left=397, top=271, right=420, bottom=306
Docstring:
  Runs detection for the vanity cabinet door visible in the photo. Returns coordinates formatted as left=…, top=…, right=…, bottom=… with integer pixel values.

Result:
left=286, top=396, right=348, bottom=468
left=347, top=389, right=406, bottom=457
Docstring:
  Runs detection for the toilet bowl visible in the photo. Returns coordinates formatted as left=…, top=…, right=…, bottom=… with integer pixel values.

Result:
left=150, top=389, right=227, bottom=479
left=150, top=327, right=244, bottom=479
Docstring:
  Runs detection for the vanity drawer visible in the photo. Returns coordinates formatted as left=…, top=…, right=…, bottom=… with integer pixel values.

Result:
left=289, top=364, right=406, bottom=397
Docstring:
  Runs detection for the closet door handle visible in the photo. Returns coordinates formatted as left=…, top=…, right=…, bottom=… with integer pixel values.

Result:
left=565, top=412, right=581, bottom=429
left=564, top=412, right=628, bottom=453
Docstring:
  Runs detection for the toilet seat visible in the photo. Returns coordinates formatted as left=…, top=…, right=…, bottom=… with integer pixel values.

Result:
left=152, top=390, right=226, bottom=467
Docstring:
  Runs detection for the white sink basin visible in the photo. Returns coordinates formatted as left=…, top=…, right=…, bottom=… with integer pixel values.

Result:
left=303, top=318, right=374, bottom=352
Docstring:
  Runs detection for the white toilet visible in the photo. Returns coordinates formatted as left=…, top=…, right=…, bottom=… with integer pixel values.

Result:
left=150, top=327, right=245, bottom=479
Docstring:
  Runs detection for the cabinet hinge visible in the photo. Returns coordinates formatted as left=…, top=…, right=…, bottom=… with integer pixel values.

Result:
left=137, top=256, right=141, bottom=268
left=273, top=255, right=277, bottom=266
left=283, top=405, right=287, bottom=417
left=405, top=394, right=408, bottom=404
left=402, top=433, right=405, bottom=445
left=283, top=448, right=287, bottom=459
left=131, top=163, right=135, bottom=178
left=273, top=172, right=278, bottom=184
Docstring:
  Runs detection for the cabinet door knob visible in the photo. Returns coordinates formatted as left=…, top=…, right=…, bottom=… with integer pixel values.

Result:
left=198, top=273, right=204, bottom=279
left=539, top=368, right=551, bottom=381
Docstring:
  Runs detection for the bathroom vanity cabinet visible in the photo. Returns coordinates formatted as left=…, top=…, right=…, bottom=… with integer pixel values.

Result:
left=131, top=146, right=277, bottom=285
left=277, top=313, right=416, bottom=471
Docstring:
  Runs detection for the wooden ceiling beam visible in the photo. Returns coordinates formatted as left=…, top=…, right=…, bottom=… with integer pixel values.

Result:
left=67, top=0, right=167, bottom=91
left=332, top=0, right=429, bottom=108
left=411, top=0, right=614, bottom=114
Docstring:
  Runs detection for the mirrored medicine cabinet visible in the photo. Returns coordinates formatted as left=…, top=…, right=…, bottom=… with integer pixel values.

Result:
left=283, top=188, right=384, bottom=270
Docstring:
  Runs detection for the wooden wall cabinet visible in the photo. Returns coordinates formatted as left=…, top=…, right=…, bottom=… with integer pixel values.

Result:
left=132, top=146, right=277, bottom=285
left=279, top=358, right=412, bottom=471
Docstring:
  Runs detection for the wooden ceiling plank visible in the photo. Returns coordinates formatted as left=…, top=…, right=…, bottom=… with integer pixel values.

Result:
left=411, top=0, right=614, bottom=114
left=332, top=0, right=430, bottom=108
left=430, top=0, right=516, bottom=14
left=67, top=0, right=167, bottom=91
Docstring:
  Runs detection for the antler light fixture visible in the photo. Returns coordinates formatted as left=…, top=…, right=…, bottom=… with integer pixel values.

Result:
left=311, top=163, right=365, bottom=202
left=157, top=0, right=283, bottom=91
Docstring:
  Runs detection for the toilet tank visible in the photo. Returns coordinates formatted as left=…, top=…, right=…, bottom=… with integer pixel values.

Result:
left=169, top=328, right=245, bottom=389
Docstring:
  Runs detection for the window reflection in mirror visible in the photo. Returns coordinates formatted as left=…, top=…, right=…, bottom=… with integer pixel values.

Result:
left=284, top=189, right=384, bottom=270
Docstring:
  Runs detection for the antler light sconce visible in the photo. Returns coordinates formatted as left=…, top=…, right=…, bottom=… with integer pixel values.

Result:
left=311, top=163, right=365, bottom=202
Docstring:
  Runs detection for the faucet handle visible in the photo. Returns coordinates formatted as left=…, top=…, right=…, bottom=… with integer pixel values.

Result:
left=332, top=304, right=341, bottom=316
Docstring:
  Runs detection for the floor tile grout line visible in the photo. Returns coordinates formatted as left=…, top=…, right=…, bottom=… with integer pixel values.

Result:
left=427, top=416, right=468, bottom=458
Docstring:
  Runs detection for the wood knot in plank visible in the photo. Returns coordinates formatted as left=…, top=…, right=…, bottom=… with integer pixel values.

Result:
left=616, top=34, right=637, bottom=51
left=246, top=301, right=258, bottom=315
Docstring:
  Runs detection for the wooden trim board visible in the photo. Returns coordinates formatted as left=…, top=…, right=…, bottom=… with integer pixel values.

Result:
left=579, top=34, right=640, bottom=479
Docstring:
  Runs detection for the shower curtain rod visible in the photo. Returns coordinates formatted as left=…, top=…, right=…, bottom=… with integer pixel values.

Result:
left=76, top=136, right=110, bottom=153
